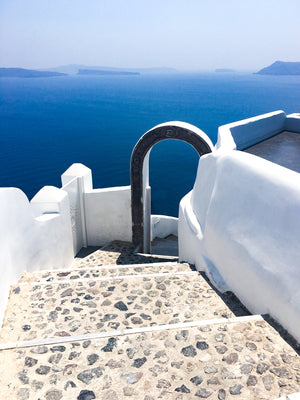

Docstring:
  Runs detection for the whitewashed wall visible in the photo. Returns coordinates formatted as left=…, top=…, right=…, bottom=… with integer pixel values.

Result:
left=0, top=164, right=134, bottom=326
left=0, top=186, right=74, bottom=325
left=151, top=215, right=178, bottom=240
left=61, top=164, right=93, bottom=254
left=285, top=113, right=300, bottom=132
left=85, top=186, right=132, bottom=245
left=179, top=150, right=300, bottom=342
left=61, top=164, right=132, bottom=247
left=216, top=110, right=290, bottom=151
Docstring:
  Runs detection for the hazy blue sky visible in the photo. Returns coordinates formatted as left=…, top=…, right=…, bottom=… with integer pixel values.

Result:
left=0, top=0, right=299, bottom=71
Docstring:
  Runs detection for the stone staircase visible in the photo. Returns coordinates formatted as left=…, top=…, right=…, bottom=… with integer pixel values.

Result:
left=0, top=241, right=299, bottom=400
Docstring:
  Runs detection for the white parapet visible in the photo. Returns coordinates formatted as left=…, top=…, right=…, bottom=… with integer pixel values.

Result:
left=216, top=110, right=300, bottom=152
left=0, top=186, right=74, bottom=326
left=84, top=186, right=132, bottom=245
left=151, top=214, right=178, bottom=240
left=61, top=163, right=93, bottom=253
left=61, top=163, right=133, bottom=248
left=216, top=110, right=287, bottom=151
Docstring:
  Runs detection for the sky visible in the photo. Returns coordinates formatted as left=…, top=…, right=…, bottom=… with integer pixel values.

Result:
left=0, top=0, right=299, bottom=72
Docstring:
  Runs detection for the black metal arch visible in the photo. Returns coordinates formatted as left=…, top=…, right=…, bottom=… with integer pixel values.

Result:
left=130, top=123, right=213, bottom=252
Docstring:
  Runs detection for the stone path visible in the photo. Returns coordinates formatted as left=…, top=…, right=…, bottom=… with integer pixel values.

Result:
left=19, top=262, right=190, bottom=284
left=1, top=271, right=240, bottom=343
left=0, top=241, right=299, bottom=400
left=72, top=241, right=178, bottom=268
left=1, top=318, right=299, bottom=400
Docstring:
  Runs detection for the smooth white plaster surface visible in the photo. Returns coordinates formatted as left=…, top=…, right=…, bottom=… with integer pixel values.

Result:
left=284, top=113, right=300, bottom=133
left=287, top=393, right=300, bottom=400
left=151, top=215, right=178, bottom=240
left=61, top=163, right=93, bottom=254
left=179, top=149, right=300, bottom=342
left=62, top=163, right=133, bottom=247
left=216, top=110, right=287, bottom=151
left=0, top=186, right=74, bottom=325
left=85, top=186, right=132, bottom=246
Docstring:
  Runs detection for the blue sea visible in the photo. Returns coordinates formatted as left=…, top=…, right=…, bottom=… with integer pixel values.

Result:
left=1, top=73, right=300, bottom=216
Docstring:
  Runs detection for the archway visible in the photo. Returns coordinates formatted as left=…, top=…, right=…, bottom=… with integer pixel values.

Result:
left=130, top=121, right=214, bottom=253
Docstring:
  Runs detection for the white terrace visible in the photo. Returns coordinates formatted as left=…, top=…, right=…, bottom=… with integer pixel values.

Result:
left=0, top=110, right=300, bottom=400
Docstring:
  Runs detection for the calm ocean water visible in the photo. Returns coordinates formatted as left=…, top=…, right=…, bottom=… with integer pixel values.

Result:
left=0, top=73, right=300, bottom=216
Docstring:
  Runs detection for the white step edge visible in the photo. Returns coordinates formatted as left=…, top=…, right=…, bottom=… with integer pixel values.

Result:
left=136, top=251, right=178, bottom=260
left=0, top=314, right=263, bottom=351
left=22, top=261, right=180, bottom=276
left=287, top=393, right=300, bottom=400
left=19, top=270, right=198, bottom=286
left=274, top=394, right=300, bottom=400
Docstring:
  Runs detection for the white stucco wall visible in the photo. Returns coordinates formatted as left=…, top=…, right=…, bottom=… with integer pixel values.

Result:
left=284, top=113, right=300, bottom=132
left=216, top=110, right=287, bottom=151
left=61, top=163, right=93, bottom=254
left=151, top=215, right=178, bottom=240
left=0, top=163, right=134, bottom=325
left=0, top=186, right=74, bottom=326
left=179, top=150, right=300, bottom=342
left=84, top=186, right=132, bottom=246
left=60, top=164, right=133, bottom=248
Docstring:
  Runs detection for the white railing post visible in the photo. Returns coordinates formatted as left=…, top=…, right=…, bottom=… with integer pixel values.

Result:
left=61, top=163, right=93, bottom=253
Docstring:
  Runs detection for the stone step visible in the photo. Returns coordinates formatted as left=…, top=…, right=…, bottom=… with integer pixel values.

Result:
left=71, top=240, right=178, bottom=269
left=151, top=234, right=178, bottom=257
left=0, top=316, right=299, bottom=399
left=19, top=262, right=191, bottom=284
left=0, top=271, right=248, bottom=344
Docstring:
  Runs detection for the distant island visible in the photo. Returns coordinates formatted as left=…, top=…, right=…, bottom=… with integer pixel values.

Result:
left=215, top=68, right=235, bottom=73
left=77, top=69, right=140, bottom=76
left=44, top=64, right=177, bottom=75
left=0, top=68, right=67, bottom=78
left=0, top=65, right=178, bottom=78
left=256, top=61, right=300, bottom=75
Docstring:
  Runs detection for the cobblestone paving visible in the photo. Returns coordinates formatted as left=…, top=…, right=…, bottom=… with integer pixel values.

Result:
left=72, top=241, right=178, bottom=269
left=0, top=319, right=299, bottom=400
left=1, top=273, right=235, bottom=343
left=1, top=242, right=299, bottom=399
left=19, top=263, right=192, bottom=284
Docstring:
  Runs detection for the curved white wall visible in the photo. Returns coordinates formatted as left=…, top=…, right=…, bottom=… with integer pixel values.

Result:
left=179, top=150, right=300, bottom=342
left=151, top=215, right=178, bottom=240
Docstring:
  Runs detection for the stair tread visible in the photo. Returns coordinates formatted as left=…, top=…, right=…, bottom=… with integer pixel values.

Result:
left=19, top=262, right=191, bottom=284
left=0, top=317, right=299, bottom=399
left=71, top=240, right=178, bottom=269
left=1, top=272, right=244, bottom=343
left=1, top=237, right=299, bottom=399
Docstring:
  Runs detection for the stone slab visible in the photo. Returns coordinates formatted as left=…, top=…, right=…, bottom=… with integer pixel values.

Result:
left=72, top=241, right=178, bottom=269
left=19, top=263, right=191, bottom=284
left=1, top=273, right=237, bottom=343
left=0, top=319, right=299, bottom=399
left=151, top=235, right=179, bottom=257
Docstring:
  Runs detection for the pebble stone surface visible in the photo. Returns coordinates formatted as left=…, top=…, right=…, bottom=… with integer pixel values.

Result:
left=19, top=241, right=179, bottom=284
left=0, top=241, right=299, bottom=399
left=0, top=320, right=300, bottom=399
left=1, top=271, right=235, bottom=343
left=19, top=262, right=192, bottom=284
left=72, top=241, right=179, bottom=268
